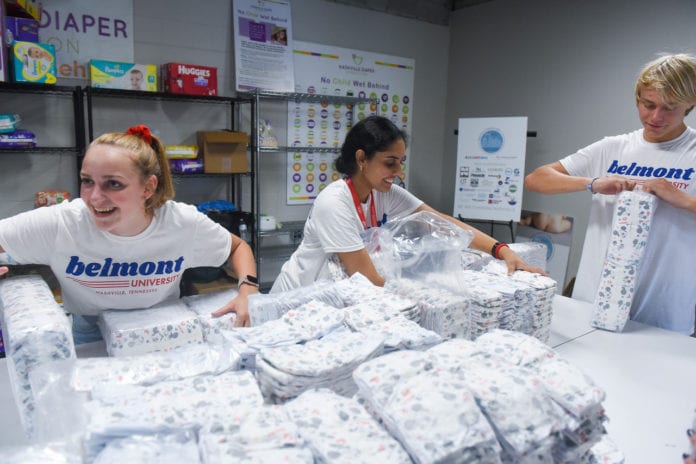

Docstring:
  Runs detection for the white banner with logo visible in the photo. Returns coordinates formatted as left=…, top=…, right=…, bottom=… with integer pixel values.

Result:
left=233, top=0, right=294, bottom=92
left=286, top=40, right=415, bottom=205
left=38, top=0, right=134, bottom=82
left=453, top=117, right=528, bottom=222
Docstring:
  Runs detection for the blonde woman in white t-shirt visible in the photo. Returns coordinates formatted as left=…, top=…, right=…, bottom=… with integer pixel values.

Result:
left=0, top=125, right=258, bottom=343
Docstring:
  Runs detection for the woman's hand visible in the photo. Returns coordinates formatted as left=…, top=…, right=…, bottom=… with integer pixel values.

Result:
left=0, top=266, right=8, bottom=277
left=211, top=290, right=254, bottom=327
left=498, top=247, right=547, bottom=276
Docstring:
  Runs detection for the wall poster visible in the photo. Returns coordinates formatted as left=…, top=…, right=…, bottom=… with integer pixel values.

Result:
left=38, top=0, right=134, bottom=82
left=233, top=0, right=294, bottom=93
left=453, top=117, right=528, bottom=222
left=287, top=40, right=415, bottom=205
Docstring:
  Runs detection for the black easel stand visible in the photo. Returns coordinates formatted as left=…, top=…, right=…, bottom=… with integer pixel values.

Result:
left=457, top=216, right=515, bottom=243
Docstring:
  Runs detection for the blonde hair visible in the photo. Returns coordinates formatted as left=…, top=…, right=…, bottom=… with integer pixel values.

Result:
left=635, top=53, right=696, bottom=108
left=88, top=131, right=174, bottom=214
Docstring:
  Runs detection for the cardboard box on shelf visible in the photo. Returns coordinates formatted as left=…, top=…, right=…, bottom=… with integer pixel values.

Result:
left=4, top=0, right=41, bottom=21
left=197, top=131, right=249, bottom=174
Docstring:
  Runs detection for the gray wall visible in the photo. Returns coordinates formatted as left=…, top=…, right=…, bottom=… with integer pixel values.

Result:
left=132, top=0, right=451, bottom=220
left=445, top=0, right=696, bottom=288
left=7, top=0, right=696, bottom=287
left=2, top=0, right=450, bottom=221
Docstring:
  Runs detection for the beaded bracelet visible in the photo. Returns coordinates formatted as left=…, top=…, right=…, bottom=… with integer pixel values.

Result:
left=491, top=241, right=509, bottom=259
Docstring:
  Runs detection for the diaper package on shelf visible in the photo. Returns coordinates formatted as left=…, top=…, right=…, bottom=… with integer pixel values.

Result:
left=90, top=59, right=157, bottom=91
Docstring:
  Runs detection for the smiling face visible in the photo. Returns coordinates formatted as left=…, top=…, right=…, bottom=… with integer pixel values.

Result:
left=637, top=87, right=691, bottom=142
left=80, top=144, right=157, bottom=236
left=353, top=139, right=406, bottom=199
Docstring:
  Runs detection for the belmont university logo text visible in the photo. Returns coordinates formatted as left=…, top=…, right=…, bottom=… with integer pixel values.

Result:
left=64, top=255, right=184, bottom=294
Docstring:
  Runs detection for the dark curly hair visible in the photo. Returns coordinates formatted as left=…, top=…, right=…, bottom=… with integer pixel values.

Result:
left=335, top=115, right=407, bottom=176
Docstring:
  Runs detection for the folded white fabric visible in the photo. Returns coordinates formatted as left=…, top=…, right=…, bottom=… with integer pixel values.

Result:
left=380, top=368, right=502, bottom=463
left=284, top=388, right=413, bottom=464
left=475, top=329, right=556, bottom=367
left=343, top=302, right=441, bottom=351
left=28, top=343, right=240, bottom=442
left=386, top=278, right=470, bottom=339
left=592, top=190, right=657, bottom=332
left=256, top=330, right=384, bottom=402
left=92, top=430, right=201, bottom=464
left=247, top=279, right=345, bottom=326
left=353, top=348, right=501, bottom=463
left=98, top=300, right=204, bottom=356
left=0, top=441, right=82, bottom=464
left=83, top=370, right=264, bottom=461
left=198, top=405, right=312, bottom=463
left=182, top=289, right=239, bottom=343
left=0, top=275, right=75, bottom=438
left=222, top=299, right=346, bottom=371
left=424, top=271, right=506, bottom=339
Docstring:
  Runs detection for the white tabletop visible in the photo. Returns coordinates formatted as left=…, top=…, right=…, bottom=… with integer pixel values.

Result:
left=547, top=294, right=596, bottom=348
left=556, top=317, right=696, bottom=463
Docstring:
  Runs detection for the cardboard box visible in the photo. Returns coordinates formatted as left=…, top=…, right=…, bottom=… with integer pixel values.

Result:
left=4, top=16, right=38, bottom=45
left=4, top=0, right=41, bottom=21
left=11, top=41, right=56, bottom=83
left=197, top=131, right=249, bottom=174
left=161, top=62, right=217, bottom=96
left=90, top=59, right=157, bottom=91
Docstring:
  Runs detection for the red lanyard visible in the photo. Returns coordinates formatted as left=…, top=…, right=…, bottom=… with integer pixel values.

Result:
left=345, top=178, right=377, bottom=230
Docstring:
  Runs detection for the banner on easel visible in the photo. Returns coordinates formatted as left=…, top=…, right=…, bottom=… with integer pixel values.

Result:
left=453, top=117, right=527, bottom=222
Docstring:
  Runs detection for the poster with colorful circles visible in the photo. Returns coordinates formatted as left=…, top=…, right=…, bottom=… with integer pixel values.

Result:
left=287, top=41, right=415, bottom=205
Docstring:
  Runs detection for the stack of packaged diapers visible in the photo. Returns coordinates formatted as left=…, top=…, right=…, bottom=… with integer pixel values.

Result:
left=591, top=189, right=657, bottom=332
left=353, top=329, right=620, bottom=463
left=0, top=275, right=75, bottom=438
left=98, top=300, right=205, bottom=356
left=386, top=277, right=471, bottom=340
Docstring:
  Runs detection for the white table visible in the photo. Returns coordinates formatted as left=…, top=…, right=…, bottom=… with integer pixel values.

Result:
left=1, top=296, right=694, bottom=463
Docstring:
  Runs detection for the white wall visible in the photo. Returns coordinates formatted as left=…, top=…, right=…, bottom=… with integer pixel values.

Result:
left=445, top=0, right=696, bottom=288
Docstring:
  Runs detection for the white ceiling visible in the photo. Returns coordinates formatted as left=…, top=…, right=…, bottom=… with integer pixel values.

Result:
left=323, top=0, right=494, bottom=25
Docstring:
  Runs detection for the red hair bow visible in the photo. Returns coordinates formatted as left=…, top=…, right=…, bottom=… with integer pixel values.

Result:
left=126, top=125, right=153, bottom=145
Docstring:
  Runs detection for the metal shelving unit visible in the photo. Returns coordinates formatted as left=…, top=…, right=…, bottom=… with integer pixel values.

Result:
left=0, top=82, right=85, bottom=195
left=238, top=90, right=377, bottom=287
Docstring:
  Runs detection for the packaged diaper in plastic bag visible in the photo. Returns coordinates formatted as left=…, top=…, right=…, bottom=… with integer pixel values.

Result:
left=329, top=211, right=474, bottom=282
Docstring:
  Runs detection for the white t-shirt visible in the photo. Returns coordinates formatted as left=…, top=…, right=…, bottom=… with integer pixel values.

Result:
left=271, top=179, right=423, bottom=293
left=0, top=199, right=232, bottom=316
left=561, top=128, right=696, bottom=334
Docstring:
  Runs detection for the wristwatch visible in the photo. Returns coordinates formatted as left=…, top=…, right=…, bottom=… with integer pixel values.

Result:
left=238, top=275, right=259, bottom=288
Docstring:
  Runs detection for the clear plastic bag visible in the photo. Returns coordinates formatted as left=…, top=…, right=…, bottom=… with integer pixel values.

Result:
left=378, top=211, right=474, bottom=279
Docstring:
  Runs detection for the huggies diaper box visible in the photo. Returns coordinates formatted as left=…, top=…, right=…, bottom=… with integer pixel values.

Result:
left=90, top=59, right=157, bottom=91
left=160, top=62, right=218, bottom=96
left=11, top=41, right=56, bottom=83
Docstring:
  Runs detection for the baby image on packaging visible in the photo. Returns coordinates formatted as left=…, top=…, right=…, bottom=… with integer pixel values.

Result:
left=12, top=41, right=56, bottom=84
left=90, top=60, right=157, bottom=92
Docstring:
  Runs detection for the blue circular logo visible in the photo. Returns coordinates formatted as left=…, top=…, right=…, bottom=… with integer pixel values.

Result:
left=480, top=129, right=503, bottom=153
